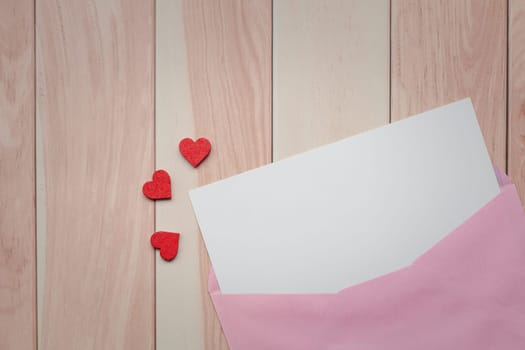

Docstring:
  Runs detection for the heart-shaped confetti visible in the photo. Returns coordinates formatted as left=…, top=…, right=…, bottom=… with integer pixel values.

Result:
left=179, top=137, right=211, bottom=168
left=142, top=170, right=171, bottom=200
left=150, top=231, right=180, bottom=261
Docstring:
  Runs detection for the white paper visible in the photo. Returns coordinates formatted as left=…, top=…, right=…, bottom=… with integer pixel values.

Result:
left=190, top=99, right=500, bottom=293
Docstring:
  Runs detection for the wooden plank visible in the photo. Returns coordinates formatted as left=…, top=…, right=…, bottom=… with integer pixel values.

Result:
left=155, top=0, right=271, bottom=349
left=36, top=1, right=155, bottom=348
left=509, top=0, right=525, bottom=204
left=0, top=0, right=36, bottom=349
left=391, top=0, right=507, bottom=169
left=155, top=1, right=202, bottom=349
left=273, top=0, right=390, bottom=159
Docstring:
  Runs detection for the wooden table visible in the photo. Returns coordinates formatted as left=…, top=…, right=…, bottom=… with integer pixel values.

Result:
left=1, top=0, right=524, bottom=349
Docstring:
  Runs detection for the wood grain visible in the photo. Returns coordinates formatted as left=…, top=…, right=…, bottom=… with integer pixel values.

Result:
left=155, top=1, right=202, bottom=349
left=36, top=1, right=155, bottom=349
left=0, top=0, right=515, bottom=348
left=509, top=0, right=525, bottom=204
left=0, top=0, right=36, bottom=349
left=155, top=0, right=271, bottom=349
left=273, top=0, right=390, bottom=159
left=391, top=0, right=507, bottom=169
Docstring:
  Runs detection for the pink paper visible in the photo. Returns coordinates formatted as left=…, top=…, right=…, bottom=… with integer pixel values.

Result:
left=209, top=170, right=525, bottom=349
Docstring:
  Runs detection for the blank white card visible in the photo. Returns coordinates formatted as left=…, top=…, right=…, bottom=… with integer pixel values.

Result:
left=190, top=99, right=499, bottom=293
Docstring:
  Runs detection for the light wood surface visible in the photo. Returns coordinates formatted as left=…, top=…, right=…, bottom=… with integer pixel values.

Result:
left=391, top=0, right=508, bottom=169
left=0, top=1, right=36, bottom=349
left=509, top=0, right=525, bottom=204
left=273, top=0, right=390, bottom=159
left=36, top=1, right=155, bottom=349
left=1, top=1, right=524, bottom=348
left=155, top=1, right=202, bottom=349
left=155, top=1, right=271, bottom=349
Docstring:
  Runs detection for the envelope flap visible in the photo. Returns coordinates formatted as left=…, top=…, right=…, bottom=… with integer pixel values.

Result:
left=494, top=166, right=512, bottom=187
left=207, top=171, right=525, bottom=350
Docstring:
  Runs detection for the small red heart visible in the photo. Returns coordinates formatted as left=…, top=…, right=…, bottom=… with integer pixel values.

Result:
left=150, top=231, right=180, bottom=261
left=179, top=137, right=211, bottom=168
left=142, top=170, right=171, bottom=200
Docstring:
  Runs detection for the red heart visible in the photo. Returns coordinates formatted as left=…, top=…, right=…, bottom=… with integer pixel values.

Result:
left=179, top=137, right=211, bottom=168
left=150, top=231, right=180, bottom=261
left=142, top=170, right=171, bottom=200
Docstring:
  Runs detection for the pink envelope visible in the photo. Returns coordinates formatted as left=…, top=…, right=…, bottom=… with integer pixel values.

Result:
left=208, top=169, right=525, bottom=349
